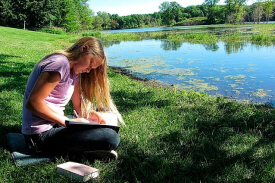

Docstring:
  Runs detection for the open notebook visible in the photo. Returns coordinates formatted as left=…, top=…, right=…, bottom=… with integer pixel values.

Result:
left=65, top=112, right=120, bottom=133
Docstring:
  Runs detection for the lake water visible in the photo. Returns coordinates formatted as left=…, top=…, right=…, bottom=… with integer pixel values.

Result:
left=101, top=25, right=205, bottom=33
left=101, top=22, right=275, bottom=33
left=103, top=27, right=275, bottom=104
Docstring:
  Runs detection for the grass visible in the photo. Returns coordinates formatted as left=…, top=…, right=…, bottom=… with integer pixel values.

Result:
left=1, top=25, right=275, bottom=182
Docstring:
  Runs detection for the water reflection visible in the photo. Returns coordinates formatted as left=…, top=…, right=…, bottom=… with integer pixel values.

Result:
left=224, top=42, right=246, bottom=54
left=203, top=43, right=219, bottom=52
left=160, top=40, right=183, bottom=51
left=104, top=38, right=271, bottom=54
left=105, top=39, right=275, bottom=104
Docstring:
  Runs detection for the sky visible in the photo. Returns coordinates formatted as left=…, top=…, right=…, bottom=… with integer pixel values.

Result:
left=88, top=0, right=257, bottom=16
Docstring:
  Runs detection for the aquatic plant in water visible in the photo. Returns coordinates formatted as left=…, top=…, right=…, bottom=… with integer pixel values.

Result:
left=182, top=79, right=219, bottom=92
left=251, top=89, right=271, bottom=98
left=224, top=75, right=246, bottom=80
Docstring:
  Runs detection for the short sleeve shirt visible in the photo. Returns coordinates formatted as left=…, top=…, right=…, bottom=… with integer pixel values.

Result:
left=22, top=54, right=79, bottom=135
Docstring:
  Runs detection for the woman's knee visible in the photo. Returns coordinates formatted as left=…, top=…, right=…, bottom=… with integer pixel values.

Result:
left=103, top=128, right=120, bottom=149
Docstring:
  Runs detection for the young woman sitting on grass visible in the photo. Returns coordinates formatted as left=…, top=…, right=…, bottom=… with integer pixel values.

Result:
left=21, top=36, right=123, bottom=160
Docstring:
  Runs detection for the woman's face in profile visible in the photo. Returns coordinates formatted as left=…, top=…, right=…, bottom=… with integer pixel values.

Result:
left=73, top=53, right=103, bottom=74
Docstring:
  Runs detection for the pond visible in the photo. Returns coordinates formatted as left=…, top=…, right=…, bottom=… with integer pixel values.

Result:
left=101, top=22, right=275, bottom=33
left=103, top=31, right=275, bottom=105
left=101, top=25, right=205, bottom=33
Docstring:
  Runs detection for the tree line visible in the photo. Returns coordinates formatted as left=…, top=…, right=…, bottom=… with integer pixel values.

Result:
left=0, top=0, right=274, bottom=33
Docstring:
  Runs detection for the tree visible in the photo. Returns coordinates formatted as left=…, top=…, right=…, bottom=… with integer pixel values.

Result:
left=184, top=5, right=205, bottom=17
left=225, top=0, right=247, bottom=23
left=62, top=0, right=81, bottom=32
left=110, top=14, right=120, bottom=29
left=0, top=0, right=94, bottom=32
left=263, top=0, right=274, bottom=22
left=159, top=1, right=183, bottom=26
left=152, top=12, right=162, bottom=26
left=251, top=1, right=264, bottom=23
left=0, top=0, right=28, bottom=28
left=97, top=11, right=111, bottom=29
left=93, top=16, right=103, bottom=30
left=170, top=1, right=183, bottom=22
left=204, top=0, right=220, bottom=24
left=78, top=0, right=94, bottom=30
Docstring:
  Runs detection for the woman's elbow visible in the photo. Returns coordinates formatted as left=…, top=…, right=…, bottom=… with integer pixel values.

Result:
left=25, top=97, right=37, bottom=111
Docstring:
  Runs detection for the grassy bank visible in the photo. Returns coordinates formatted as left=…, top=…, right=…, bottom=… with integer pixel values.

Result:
left=1, top=26, right=275, bottom=182
left=101, top=24, right=275, bottom=45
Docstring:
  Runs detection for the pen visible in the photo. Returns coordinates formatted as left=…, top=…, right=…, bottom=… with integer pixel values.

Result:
left=73, top=110, right=79, bottom=118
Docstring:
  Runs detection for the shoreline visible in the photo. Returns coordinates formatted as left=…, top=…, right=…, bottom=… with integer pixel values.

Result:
left=109, top=66, right=169, bottom=89
left=109, top=66, right=275, bottom=108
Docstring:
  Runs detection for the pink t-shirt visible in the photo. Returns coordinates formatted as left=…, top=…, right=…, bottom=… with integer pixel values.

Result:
left=22, top=54, right=79, bottom=135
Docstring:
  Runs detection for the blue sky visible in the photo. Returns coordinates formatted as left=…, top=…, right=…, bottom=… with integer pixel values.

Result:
left=88, top=0, right=256, bottom=16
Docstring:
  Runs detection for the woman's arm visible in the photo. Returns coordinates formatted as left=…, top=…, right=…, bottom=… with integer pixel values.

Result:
left=25, top=71, right=69, bottom=126
left=71, top=81, right=82, bottom=117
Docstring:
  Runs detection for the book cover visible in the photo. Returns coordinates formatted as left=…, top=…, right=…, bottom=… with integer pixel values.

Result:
left=57, top=161, right=99, bottom=182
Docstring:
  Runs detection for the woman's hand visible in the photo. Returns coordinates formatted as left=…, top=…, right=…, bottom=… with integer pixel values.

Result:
left=89, top=111, right=106, bottom=124
left=70, top=118, right=90, bottom=123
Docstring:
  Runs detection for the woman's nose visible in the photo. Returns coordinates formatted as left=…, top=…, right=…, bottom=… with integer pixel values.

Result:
left=86, top=68, right=91, bottom=73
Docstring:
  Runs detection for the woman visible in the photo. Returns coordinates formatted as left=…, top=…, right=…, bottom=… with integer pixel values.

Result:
left=22, top=36, right=123, bottom=160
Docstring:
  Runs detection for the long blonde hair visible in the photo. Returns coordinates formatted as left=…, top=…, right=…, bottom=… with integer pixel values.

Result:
left=54, top=36, right=124, bottom=124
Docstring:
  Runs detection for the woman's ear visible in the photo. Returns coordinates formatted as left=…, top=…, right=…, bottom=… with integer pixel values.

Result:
left=81, top=45, right=89, bottom=53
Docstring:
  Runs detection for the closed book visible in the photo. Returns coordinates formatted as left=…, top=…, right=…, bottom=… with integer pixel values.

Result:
left=57, top=161, right=99, bottom=182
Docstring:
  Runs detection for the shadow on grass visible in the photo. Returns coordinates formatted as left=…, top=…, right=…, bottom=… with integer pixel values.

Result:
left=0, top=54, right=34, bottom=93
left=107, top=100, right=275, bottom=182
left=0, top=54, right=34, bottom=149
left=111, top=90, right=170, bottom=112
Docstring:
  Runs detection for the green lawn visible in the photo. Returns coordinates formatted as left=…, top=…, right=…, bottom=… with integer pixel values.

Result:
left=1, top=26, right=275, bottom=182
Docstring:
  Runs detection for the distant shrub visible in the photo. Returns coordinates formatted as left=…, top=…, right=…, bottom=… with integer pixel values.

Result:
left=175, top=17, right=207, bottom=26
left=82, top=31, right=101, bottom=38
left=39, top=27, right=67, bottom=35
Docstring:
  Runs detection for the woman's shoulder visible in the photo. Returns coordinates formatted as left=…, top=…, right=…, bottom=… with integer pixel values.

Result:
left=38, top=54, right=70, bottom=79
left=39, top=54, right=69, bottom=67
left=46, top=53, right=68, bottom=63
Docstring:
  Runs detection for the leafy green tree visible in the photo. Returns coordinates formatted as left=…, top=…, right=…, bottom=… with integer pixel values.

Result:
left=263, top=0, right=274, bottom=22
left=26, top=1, right=61, bottom=28
left=170, top=2, right=183, bottom=22
left=225, top=0, right=247, bottom=23
left=184, top=5, right=205, bottom=17
left=0, top=0, right=94, bottom=32
left=78, top=0, right=94, bottom=30
left=251, top=2, right=264, bottom=23
left=159, top=1, right=183, bottom=26
left=123, top=15, right=136, bottom=28
left=159, top=1, right=172, bottom=25
left=244, top=4, right=253, bottom=22
left=93, top=16, right=103, bottom=30
left=62, top=0, right=81, bottom=32
left=152, top=12, right=162, bottom=26
left=0, top=0, right=28, bottom=28
left=97, top=11, right=111, bottom=29
left=110, top=14, right=120, bottom=29
left=204, top=0, right=220, bottom=24
left=108, top=14, right=126, bottom=29
left=131, top=14, right=143, bottom=28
